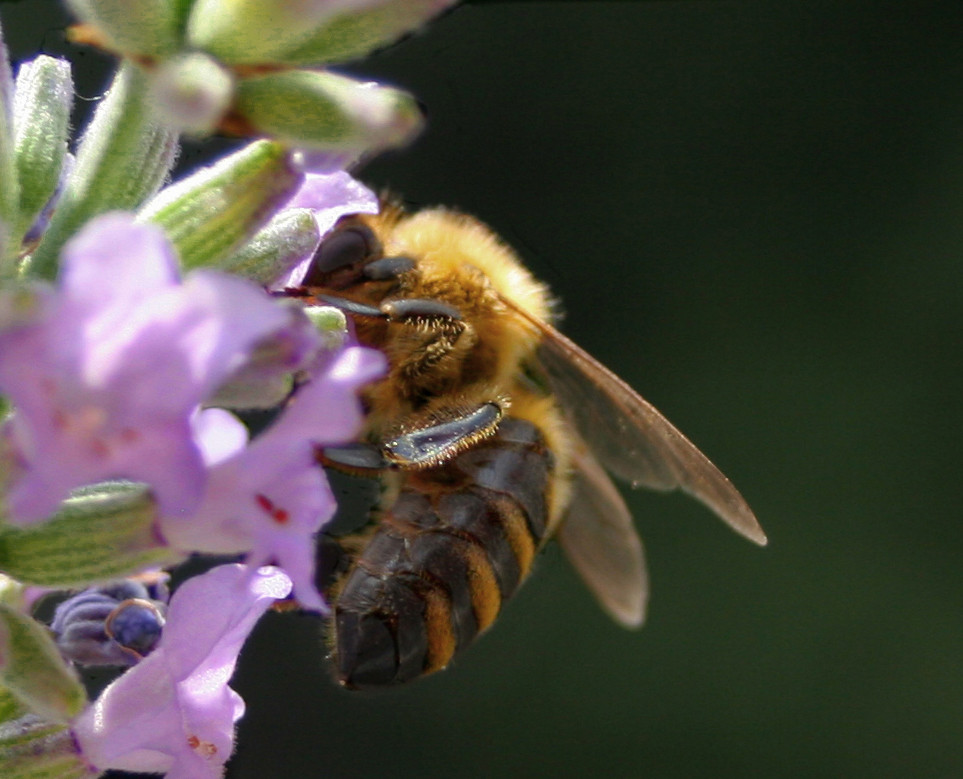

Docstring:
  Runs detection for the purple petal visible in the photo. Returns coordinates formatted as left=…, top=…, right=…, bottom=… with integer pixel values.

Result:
left=269, top=345, right=386, bottom=444
left=72, top=650, right=181, bottom=773
left=59, top=214, right=180, bottom=316
left=238, top=440, right=337, bottom=610
left=72, top=565, right=291, bottom=777
left=162, top=564, right=291, bottom=679
left=92, top=269, right=291, bottom=412
left=285, top=171, right=378, bottom=223
left=274, top=171, right=378, bottom=288
left=192, top=407, right=249, bottom=467
left=0, top=214, right=299, bottom=523
left=159, top=434, right=336, bottom=609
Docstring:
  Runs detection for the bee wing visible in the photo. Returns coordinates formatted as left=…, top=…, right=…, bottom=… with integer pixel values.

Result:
left=557, top=443, right=648, bottom=628
left=508, top=302, right=766, bottom=546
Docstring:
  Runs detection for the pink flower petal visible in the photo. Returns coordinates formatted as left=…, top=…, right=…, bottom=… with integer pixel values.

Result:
left=72, top=565, right=291, bottom=777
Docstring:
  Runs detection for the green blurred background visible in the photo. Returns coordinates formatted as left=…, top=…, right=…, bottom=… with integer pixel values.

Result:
left=5, top=1, right=963, bottom=776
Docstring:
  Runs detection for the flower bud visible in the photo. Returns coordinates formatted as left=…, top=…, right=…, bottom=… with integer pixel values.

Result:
left=0, top=603, right=86, bottom=723
left=282, top=0, right=457, bottom=66
left=138, top=139, right=303, bottom=269
left=27, top=64, right=179, bottom=280
left=148, top=52, right=235, bottom=136
left=234, top=69, right=422, bottom=155
left=305, top=304, right=348, bottom=351
left=0, top=26, right=19, bottom=270
left=12, top=57, right=72, bottom=247
left=221, top=207, right=320, bottom=285
left=51, top=581, right=166, bottom=666
left=0, top=484, right=175, bottom=588
left=65, top=0, right=183, bottom=58
left=0, top=715, right=89, bottom=779
left=187, top=0, right=373, bottom=64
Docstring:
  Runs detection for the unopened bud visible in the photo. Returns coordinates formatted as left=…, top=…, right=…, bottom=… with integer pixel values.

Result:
left=12, top=56, right=72, bottom=246
left=0, top=484, right=175, bottom=587
left=51, top=580, right=166, bottom=666
left=222, top=207, right=320, bottom=285
left=138, top=140, right=303, bottom=269
left=0, top=714, right=89, bottom=779
left=148, top=52, right=234, bottom=136
left=65, top=0, right=182, bottom=58
left=305, top=305, right=348, bottom=351
left=234, top=70, right=422, bottom=155
left=0, top=604, right=86, bottom=723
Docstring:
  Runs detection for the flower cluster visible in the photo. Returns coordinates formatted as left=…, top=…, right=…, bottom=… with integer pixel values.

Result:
left=66, top=0, right=455, bottom=154
left=0, top=1, right=453, bottom=777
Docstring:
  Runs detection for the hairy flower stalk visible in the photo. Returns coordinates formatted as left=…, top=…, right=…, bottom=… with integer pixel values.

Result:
left=0, top=0, right=457, bottom=775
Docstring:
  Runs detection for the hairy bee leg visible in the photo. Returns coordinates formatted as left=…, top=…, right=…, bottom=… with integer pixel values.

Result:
left=380, top=298, right=462, bottom=322
left=379, top=298, right=473, bottom=384
left=384, top=401, right=504, bottom=469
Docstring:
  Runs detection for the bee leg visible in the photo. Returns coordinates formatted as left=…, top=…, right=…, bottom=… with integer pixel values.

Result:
left=310, top=294, right=387, bottom=320
left=380, top=298, right=462, bottom=323
left=384, top=399, right=504, bottom=469
left=307, top=295, right=471, bottom=384
left=318, top=443, right=389, bottom=474
left=380, top=298, right=475, bottom=386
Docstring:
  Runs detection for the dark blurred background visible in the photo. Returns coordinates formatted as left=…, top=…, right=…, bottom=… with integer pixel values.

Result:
left=5, top=1, right=963, bottom=776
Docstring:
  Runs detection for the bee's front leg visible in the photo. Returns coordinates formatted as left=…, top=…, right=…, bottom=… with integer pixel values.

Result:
left=380, top=297, right=476, bottom=385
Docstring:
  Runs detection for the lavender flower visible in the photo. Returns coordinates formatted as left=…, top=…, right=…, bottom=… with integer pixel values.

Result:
left=71, top=564, right=292, bottom=778
left=160, top=346, right=386, bottom=611
left=0, top=213, right=291, bottom=524
left=0, top=1, right=454, bottom=772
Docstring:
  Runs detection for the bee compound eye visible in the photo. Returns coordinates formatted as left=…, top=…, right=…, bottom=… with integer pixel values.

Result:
left=303, top=224, right=382, bottom=287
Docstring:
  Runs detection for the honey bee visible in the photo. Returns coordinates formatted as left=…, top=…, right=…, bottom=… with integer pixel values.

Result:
left=292, top=202, right=767, bottom=690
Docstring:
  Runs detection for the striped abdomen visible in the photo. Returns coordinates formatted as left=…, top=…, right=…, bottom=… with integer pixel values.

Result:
left=332, top=417, right=556, bottom=689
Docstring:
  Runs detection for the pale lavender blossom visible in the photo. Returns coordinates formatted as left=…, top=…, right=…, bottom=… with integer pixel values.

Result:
left=0, top=213, right=291, bottom=523
left=273, top=170, right=379, bottom=288
left=160, top=346, right=386, bottom=610
left=72, top=564, right=292, bottom=779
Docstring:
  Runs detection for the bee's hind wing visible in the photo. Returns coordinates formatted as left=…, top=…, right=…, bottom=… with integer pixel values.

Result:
left=557, top=443, right=648, bottom=628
